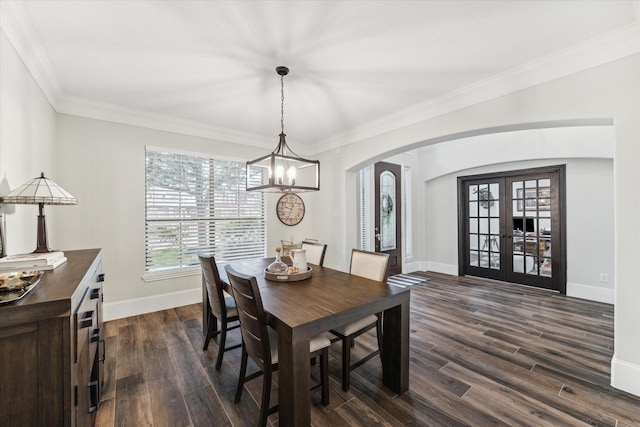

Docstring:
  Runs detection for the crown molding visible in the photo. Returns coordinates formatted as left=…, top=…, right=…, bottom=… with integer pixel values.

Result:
left=0, top=1, right=63, bottom=109
left=56, top=94, right=276, bottom=150
left=2, top=2, right=639, bottom=155
left=314, top=22, right=640, bottom=155
left=0, top=1, right=276, bottom=151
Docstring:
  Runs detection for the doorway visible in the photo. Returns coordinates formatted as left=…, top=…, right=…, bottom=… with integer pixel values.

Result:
left=375, top=162, right=402, bottom=276
left=458, top=165, right=566, bottom=292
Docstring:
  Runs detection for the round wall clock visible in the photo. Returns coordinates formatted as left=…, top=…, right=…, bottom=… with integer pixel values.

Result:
left=276, top=193, right=305, bottom=226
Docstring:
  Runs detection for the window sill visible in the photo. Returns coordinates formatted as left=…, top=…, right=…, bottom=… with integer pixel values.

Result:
left=142, top=266, right=201, bottom=282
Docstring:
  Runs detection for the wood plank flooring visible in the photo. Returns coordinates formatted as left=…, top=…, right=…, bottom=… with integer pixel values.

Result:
left=96, top=272, right=640, bottom=426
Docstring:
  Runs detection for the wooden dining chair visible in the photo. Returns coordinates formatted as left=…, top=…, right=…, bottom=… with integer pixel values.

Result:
left=198, top=253, right=241, bottom=370
left=225, top=265, right=330, bottom=427
left=330, top=249, right=390, bottom=392
left=300, top=241, right=327, bottom=266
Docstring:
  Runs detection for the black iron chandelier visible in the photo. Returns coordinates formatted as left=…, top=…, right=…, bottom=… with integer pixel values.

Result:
left=246, top=66, right=320, bottom=192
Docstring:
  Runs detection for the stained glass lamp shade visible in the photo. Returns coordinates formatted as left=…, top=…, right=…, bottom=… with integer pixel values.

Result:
left=0, top=172, right=77, bottom=253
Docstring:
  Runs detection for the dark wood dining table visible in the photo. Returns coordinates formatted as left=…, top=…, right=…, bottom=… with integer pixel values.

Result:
left=202, top=257, right=411, bottom=427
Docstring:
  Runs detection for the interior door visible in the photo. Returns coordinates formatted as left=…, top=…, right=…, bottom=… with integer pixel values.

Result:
left=505, top=173, right=561, bottom=291
left=374, top=162, right=402, bottom=276
left=463, top=178, right=504, bottom=281
left=458, top=166, right=565, bottom=292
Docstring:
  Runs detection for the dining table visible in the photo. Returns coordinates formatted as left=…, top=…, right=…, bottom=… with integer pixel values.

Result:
left=202, top=257, right=411, bottom=427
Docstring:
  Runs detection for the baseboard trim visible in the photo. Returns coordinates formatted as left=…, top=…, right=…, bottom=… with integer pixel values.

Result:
left=403, top=260, right=427, bottom=273
left=103, top=287, right=202, bottom=322
left=426, top=261, right=458, bottom=276
left=611, top=355, right=640, bottom=397
left=566, top=282, right=614, bottom=304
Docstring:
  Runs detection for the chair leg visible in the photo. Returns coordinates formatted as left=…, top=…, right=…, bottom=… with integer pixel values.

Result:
left=215, top=321, right=228, bottom=370
left=234, top=347, right=248, bottom=403
left=203, top=313, right=224, bottom=351
left=342, top=337, right=352, bottom=392
left=258, top=368, right=272, bottom=427
left=320, top=348, right=329, bottom=405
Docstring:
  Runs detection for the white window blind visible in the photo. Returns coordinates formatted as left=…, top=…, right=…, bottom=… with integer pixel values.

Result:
left=403, top=165, right=412, bottom=258
left=359, top=167, right=372, bottom=251
left=145, top=149, right=266, bottom=272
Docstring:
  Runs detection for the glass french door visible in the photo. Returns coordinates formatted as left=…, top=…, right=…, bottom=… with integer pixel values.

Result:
left=465, top=179, right=504, bottom=281
left=459, top=166, right=565, bottom=292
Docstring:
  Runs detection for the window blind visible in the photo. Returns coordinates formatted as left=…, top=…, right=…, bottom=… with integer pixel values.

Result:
left=145, top=149, right=266, bottom=271
left=359, top=167, right=371, bottom=251
left=403, top=165, right=412, bottom=258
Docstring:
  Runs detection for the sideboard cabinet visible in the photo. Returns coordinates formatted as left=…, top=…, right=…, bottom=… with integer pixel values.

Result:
left=0, top=249, right=104, bottom=427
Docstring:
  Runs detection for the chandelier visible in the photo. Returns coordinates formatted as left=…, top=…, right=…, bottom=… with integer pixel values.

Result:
left=246, top=66, right=320, bottom=192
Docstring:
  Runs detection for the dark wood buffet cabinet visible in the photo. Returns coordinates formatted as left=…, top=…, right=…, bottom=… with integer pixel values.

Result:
left=0, top=249, right=104, bottom=427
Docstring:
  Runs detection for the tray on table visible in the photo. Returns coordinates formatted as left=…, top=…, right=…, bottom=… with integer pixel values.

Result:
left=264, top=266, right=313, bottom=282
left=0, top=270, right=44, bottom=304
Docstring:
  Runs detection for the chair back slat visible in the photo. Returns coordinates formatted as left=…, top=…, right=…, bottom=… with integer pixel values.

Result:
left=199, top=253, right=227, bottom=321
left=225, top=266, right=271, bottom=369
left=349, top=249, right=390, bottom=282
left=301, top=241, right=327, bottom=266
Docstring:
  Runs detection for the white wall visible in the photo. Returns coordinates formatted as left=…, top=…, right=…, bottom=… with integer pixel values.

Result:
left=312, top=55, right=639, bottom=396
left=53, top=114, right=286, bottom=318
left=0, top=31, right=57, bottom=255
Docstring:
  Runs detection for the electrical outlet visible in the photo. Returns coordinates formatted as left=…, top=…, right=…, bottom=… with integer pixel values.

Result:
left=599, top=273, right=609, bottom=283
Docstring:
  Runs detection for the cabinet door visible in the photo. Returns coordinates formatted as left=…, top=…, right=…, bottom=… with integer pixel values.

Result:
left=76, top=331, right=93, bottom=427
left=0, top=324, right=39, bottom=427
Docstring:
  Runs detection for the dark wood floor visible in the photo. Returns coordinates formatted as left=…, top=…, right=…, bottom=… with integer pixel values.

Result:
left=96, top=272, right=640, bottom=426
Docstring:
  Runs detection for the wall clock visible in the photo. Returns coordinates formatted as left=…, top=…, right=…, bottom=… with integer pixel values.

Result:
left=276, top=193, right=305, bottom=226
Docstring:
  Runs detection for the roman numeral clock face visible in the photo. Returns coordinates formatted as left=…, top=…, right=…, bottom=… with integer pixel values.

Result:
left=276, top=193, right=305, bottom=226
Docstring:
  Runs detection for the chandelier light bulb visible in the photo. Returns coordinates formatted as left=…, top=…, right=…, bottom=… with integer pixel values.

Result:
left=287, top=166, right=296, bottom=185
left=275, top=165, right=284, bottom=184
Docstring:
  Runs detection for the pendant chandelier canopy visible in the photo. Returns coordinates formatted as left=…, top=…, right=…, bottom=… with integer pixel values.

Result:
left=246, top=66, right=320, bottom=193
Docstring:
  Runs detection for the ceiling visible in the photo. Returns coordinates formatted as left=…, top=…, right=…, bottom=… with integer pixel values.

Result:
left=2, top=1, right=638, bottom=153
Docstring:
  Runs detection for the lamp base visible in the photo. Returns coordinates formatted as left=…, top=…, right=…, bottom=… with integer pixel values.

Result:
left=0, top=211, right=6, bottom=258
left=33, top=204, right=54, bottom=253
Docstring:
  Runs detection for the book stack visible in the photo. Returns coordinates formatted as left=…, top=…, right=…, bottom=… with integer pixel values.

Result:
left=0, top=251, right=67, bottom=272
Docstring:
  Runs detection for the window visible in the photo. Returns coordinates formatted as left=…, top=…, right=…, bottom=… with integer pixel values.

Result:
left=403, top=165, right=412, bottom=258
left=145, top=148, right=266, bottom=275
left=359, top=167, right=372, bottom=251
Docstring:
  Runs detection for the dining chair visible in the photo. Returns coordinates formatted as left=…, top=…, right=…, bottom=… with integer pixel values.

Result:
left=330, top=249, right=390, bottom=392
left=225, top=266, right=330, bottom=427
left=300, top=241, right=327, bottom=266
left=198, top=253, right=241, bottom=370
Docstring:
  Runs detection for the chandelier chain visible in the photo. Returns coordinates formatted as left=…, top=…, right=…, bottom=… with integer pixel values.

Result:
left=280, top=74, right=285, bottom=134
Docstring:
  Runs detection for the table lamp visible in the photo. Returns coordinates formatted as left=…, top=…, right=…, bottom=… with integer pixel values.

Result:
left=0, top=172, right=77, bottom=253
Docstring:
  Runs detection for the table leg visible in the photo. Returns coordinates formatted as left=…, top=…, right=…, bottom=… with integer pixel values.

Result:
left=277, top=332, right=311, bottom=426
left=382, top=296, right=410, bottom=393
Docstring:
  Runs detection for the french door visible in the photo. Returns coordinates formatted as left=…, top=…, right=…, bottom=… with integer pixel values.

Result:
left=458, top=166, right=566, bottom=292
